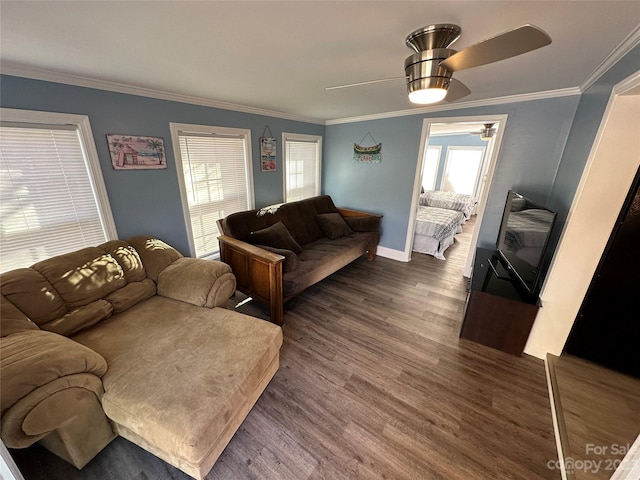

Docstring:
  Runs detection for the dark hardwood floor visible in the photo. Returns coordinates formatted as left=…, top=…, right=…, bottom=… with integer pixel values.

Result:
left=11, top=217, right=560, bottom=479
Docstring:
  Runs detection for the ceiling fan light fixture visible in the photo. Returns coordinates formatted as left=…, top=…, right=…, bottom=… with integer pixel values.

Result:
left=408, top=87, right=448, bottom=104
left=407, top=76, right=450, bottom=104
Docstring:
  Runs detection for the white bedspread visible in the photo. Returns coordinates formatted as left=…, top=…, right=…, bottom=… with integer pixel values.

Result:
left=414, top=206, right=463, bottom=242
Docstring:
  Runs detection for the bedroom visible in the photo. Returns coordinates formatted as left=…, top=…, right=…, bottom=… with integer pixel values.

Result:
left=409, top=119, right=499, bottom=268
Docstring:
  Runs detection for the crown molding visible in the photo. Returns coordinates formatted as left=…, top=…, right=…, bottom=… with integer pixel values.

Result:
left=580, top=24, right=640, bottom=93
left=0, top=62, right=325, bottom=125
left=325, top=87, right=581, bottom=125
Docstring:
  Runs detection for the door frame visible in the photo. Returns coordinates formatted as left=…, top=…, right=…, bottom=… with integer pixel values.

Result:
left=406, top=114, right=508, bottom=276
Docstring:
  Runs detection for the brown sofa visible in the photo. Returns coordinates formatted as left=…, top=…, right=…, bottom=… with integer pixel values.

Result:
left=0, top=236, right=283, bottom=479
left=217, top=195, right=381, bottom=325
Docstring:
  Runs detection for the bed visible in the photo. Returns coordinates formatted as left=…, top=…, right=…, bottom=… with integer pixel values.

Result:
left=412, top=206, right=464, bottom=260
left=419, top=190, right=477, bottom=221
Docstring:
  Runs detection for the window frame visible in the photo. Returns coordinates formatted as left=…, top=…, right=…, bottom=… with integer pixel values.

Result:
left=282, top=132, right=322, bottom=203
left=442, top=145, right=486, bottom=196
left=0, top=108, right=117, bottom=271
left=169, top=122, right=254, bottom=258
left=421, top=145, right=442, bottom=191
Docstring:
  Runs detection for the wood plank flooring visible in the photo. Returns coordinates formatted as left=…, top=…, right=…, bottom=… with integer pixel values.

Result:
left=548, top=354, right=640, bottom=480
left=10, top=217, right=560, bottom=479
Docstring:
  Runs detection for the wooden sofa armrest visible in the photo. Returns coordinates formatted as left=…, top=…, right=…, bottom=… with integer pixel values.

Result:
left=337, top=207, right=383, bottom=218
left=217, top=235, right=285, bottom=326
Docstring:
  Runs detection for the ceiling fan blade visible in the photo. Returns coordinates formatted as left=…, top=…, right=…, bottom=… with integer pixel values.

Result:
left=325, top=76, right=406, bottom=90
left=439, top=24, right=551, bottom=72
left=444, top=78, right=471, bottom=102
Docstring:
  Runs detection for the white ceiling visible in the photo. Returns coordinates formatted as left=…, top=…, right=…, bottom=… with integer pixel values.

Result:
left=1, top=1, right=639, bottom=123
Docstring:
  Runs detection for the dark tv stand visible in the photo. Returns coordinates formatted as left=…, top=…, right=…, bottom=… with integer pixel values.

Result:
left=460, top=248, right=540, bottom=356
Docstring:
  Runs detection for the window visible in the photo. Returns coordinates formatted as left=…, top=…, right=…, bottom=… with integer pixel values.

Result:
left=421, top=145, right=442, bottom=191
left=283, top=133, right=321, bottom=202
left=0, top=109, right=116, bottom=273
left=170, top=123, right=254, bottom=258
left=442, top=146, right=486, bottom=196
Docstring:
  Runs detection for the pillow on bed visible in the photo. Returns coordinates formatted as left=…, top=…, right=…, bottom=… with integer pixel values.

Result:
left=251, top=221, right=302, bottom=253
left=315, top=213, right=353, bottom=240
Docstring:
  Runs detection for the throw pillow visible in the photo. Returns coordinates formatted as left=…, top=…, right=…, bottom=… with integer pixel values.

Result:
left=251, top=221, right=302, bottom=254
left=257, top=245, right=298, bottom=273
left=315, top=213, right=353, bottom=240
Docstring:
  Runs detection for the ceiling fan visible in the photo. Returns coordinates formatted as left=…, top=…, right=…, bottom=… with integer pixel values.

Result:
left=326, top=23, right=551, bottom=105
left=473, top=123, right=497, bottom=140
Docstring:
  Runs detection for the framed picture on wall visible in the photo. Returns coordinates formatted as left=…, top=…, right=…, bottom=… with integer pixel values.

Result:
left=107, top=134, right=167, bottom=170
left=260, top=136, right=277, bottom=172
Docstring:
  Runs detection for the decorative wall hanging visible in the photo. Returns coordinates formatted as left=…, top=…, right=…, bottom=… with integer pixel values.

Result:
left=107, top=134, right=166, bottom=170
left=260, top=125, right=277, bottom=172
left=353, top=132, right=382, bottom=163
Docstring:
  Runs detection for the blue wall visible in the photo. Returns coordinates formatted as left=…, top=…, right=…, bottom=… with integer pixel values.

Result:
left=0, top=75, right=324, bottom=255
left=549, top=44, right=640, bottom=225
left=325, top=95, right=580, bottom=252
left=3, top=42, right=637, bottom=261
left=427, top=134, right=488, bottom=190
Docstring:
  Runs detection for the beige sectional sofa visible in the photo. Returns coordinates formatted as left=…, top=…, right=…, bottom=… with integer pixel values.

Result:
left=0, top=236, right=283, bottom=479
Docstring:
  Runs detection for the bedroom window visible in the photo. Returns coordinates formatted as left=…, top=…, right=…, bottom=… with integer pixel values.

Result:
left=442, top=146, right=486, bottom=196
left=283, top=133, right=322, bottom=202
left=170, top=123, right=254, bottom=258
left=0, top=109, right=116, bottom=273
left=421, top=145, right=442, bottom=191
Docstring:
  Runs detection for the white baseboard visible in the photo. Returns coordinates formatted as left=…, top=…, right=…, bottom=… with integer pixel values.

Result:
left=377, top=246, right=409, bottom=262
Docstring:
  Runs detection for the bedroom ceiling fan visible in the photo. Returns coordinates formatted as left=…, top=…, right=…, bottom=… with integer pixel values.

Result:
left=326, top=23, right=551, bottom=105
left=473, top=123, right=497, bottom=140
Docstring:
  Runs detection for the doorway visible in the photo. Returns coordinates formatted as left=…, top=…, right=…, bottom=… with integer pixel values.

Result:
left=406, top=114, right=508, bottom=276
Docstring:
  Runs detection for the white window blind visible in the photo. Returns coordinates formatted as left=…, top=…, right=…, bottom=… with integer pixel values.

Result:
left=174, top=127, right=253, bottom=258
left=0, top=117, right=114, bottom=273
left=283, top=133, right=321, bottom=202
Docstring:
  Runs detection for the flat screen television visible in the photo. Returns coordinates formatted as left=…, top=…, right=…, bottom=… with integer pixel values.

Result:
left=496, top=190, right=557, bottom=295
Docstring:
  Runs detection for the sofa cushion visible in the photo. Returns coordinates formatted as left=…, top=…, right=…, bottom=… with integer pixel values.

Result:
left=40, top=300, right=113, bottom=336
left=220, top=195, right=340, bottom=246
left=0, top=268, right=67, bottom=327
left=127, top=236, right=183, bottom=283
left=72, top=296, right=283, bottom=473
left=0, top=294, right=39, bottom=337
left=250, top=221, right=302, bottom=254
left=282, top=231, right=378, bottom=297
left=157, top=258, right=236, bottom=308
left=99, top=240, right=146, bottom=282
left=104, top=279, right=156, bottom=313
left=315, top=213, right=353, bottom=240
left=1, top=330, right=107, bottom=416
left=32, top=248, right=126, bottom=309
left=256, top=245, right=298, bottom=273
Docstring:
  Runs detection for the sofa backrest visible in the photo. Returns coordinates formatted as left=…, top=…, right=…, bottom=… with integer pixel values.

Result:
left=220, top=195, right=340, bottom=246
left=0, top=236, right=183, bottom=338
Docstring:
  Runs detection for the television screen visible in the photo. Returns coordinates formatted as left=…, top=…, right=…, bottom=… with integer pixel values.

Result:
left=496, top=191, right=557, bottom=294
